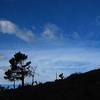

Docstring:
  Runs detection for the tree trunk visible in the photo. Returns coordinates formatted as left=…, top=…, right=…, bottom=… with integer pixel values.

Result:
left=22, top=74, right=24, bottom=87
left=13, top=79, right=15, bottom=89
left=32, top=75, right=34, bottom=85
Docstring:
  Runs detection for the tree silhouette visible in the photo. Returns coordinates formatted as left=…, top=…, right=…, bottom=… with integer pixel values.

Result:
left=30, top=66, right=37, bottom=85
left=4, top=52, right=31, bottom=87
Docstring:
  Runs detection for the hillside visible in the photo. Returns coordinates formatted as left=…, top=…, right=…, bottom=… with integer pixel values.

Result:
left=1, top=68, right=100, bottom=100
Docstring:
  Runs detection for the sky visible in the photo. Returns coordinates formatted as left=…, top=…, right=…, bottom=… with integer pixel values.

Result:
left=0, top=0, right=100, bottom=84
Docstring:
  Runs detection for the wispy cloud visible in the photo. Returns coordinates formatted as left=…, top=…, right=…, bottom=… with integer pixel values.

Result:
left=0, top=21, right=64, bottom=43
left=66, top=32, right=80, bottom=40
left=0, top=20, right=35, bottom=43
left=42, top=23, right=63, bottom=40
left=16, top=29, right=35, bottom=43
left=0, top=20, right=16, bottom=34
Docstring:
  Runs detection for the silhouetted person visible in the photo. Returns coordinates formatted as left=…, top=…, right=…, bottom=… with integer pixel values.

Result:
left=59, top=73, right=64, bottom=79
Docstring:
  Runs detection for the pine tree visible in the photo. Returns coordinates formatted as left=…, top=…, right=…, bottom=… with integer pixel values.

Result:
left=4, top=52, right=31, bottom=87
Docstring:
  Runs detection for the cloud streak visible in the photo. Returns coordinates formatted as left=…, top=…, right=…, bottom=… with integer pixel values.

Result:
left=42, top=23, right=63, bottom=40
left=0, top=20, right=16, bottom=34
left=0, top=20, right=35, bottom=43
left=0, top=21, right=64, bottom=43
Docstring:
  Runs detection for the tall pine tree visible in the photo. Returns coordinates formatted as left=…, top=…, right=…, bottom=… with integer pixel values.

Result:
left=4, top=52, right=31, bottom=87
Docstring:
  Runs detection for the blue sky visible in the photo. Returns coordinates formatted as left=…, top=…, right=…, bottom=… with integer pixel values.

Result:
left=0, top=0, right=100, bottom=84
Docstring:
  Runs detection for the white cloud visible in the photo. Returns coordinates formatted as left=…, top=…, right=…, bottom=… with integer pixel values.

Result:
left=0, top=20, right=35, bottom=43
left=66, top=32, right=80, bottom=41
left=0, top=20, right=16, bottom=34
left=42, top=23, right=63, bottom=40
left=0, top=21, right=64, bottom=43
left=16, top=29, right=35, bottom=43
left=0, top=20, right=86, bottom=46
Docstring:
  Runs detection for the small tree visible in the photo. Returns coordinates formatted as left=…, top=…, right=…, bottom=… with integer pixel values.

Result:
left=4, top=52, right=31, bottom=87
left=30, top=66, right=37, bottom=85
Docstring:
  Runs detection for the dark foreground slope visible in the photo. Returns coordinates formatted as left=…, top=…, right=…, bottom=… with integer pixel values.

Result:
left=1, top=69, right=100, bottom=100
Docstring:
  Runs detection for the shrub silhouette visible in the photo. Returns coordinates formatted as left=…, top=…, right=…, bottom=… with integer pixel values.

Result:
left=30, top=66, right=38, bottom=85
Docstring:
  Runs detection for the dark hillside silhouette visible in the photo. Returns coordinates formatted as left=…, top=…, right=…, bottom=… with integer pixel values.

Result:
left=1, top=68, right=100, bottom=100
